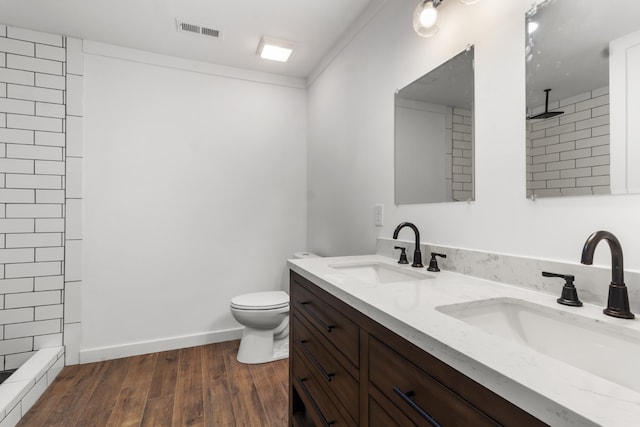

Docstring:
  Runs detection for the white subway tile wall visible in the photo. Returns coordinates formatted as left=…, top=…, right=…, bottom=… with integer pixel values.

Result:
left=63, top=36, right=83, bottom=366
left=527, top=87, right=610, bottom=198
left=447, top=107, right=473, bottom=201
left=0, top=26, right=73, bottom=371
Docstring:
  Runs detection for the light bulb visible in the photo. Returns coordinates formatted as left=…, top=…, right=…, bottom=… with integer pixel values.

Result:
left=419, top=2, right=438, bottom=28
left=413, top=0, right=440, bottom=37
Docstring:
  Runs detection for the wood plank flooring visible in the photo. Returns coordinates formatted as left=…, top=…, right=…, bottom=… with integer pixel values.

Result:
left=18, top=340, right=289, bottom=427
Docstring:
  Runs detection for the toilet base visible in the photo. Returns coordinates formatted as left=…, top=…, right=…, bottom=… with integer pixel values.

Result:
left=236, top=328, right=289, bottom=364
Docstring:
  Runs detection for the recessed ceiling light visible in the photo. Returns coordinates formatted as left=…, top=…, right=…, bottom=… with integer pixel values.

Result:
left=257, top=37, right=293, bottom=62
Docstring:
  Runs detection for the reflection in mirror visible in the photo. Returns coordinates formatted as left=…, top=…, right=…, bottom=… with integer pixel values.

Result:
left=525, top=0, right=640, bottom=198
left=395, top=46, right=474, bottom=204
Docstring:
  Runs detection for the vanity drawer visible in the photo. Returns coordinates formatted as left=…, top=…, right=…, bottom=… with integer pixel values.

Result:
left=291, top=272, right=360, bottom=367
left=369, top=391, right=415, bottom=427
left=292, top=346, right=357, bottom=427
left=292, top=313, right=359, bottom=423
left=369, top=336, right=499, bottom=427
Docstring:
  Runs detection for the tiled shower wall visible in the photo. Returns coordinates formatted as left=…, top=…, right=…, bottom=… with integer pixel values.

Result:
left=526, top=87, right=610, bottom=198
left=447, top=107, right=473, bottom=201
left=63, top=36, right=83, bottom=366
left=0, top=25, right=83, bottom=368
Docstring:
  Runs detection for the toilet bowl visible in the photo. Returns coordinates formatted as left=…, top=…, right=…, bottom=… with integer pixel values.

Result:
left=230, top=251, right=320, bottom=364
left=230, top=291, right=290, bottom=364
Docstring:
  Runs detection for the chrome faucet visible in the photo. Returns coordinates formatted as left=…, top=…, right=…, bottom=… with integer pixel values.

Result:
left=580, top=230, right=635, bottom=319
left=393, top=222, right=424, bottom=268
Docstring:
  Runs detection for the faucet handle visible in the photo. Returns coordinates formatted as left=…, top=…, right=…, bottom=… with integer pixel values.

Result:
left=542, top=271, right=582, bottom=307
left=394, top=246, right=409, bottom=264
left=427, top=252, right=447, bottom=272
left=542, top=271, right=575, bottom=283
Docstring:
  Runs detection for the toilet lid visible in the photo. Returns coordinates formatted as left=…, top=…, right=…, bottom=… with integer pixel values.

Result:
left=231, top=291, right=289, bottom=310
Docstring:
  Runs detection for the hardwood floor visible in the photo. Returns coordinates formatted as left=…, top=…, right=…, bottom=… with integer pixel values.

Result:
left=18, top=340, right=289, bottom=427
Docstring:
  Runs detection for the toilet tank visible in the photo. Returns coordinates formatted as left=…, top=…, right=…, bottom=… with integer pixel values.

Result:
left=286, top=252, right=320, bottom=293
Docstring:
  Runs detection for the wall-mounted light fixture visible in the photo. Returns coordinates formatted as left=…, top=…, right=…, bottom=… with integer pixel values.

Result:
left=257, top=36, right=294, bottom=62
left=413, top=0, right=482, bottom=37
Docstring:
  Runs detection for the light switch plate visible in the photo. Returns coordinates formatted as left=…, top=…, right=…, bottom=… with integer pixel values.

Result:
left=374, top=204, right=384, bottom=226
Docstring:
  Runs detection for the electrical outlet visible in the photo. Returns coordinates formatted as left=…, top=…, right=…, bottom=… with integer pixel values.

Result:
left=374, top=204, right=384, bottom=226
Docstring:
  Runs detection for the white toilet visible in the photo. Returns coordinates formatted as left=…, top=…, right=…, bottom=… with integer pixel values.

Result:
left=230, top=251, right=319, bottom=364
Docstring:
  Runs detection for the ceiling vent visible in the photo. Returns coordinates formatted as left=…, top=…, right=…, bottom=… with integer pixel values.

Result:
left=176, top=19, right=221, bottom=39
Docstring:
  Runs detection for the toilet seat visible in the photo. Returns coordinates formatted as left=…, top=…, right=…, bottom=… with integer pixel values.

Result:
left=231, top=291, right=289, bottom=310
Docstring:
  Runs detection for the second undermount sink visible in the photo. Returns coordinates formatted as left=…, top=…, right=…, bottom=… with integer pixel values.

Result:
left=329, top=262, right=434, bottom=284
left=436, top=297, right=640, bottom=393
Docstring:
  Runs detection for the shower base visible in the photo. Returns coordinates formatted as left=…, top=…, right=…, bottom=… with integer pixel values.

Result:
left=0, top=347, right=64, bottom=425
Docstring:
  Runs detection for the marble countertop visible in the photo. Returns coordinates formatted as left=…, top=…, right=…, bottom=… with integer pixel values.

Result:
left=288, top=254, right=640, bottom=427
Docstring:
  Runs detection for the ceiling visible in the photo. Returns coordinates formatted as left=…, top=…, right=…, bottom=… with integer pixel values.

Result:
left=0, top=0, right=375, bottom=79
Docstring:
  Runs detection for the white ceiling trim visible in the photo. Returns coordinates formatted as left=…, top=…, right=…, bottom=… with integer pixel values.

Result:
left=83, top=40, right=307, bottom=89
left=307, top=0, right=388, bottom=87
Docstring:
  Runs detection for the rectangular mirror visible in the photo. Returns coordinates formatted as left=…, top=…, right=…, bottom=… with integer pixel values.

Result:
left=525, top=0, right=640, bottom=198
left=395, top=46, right=475, bottom=204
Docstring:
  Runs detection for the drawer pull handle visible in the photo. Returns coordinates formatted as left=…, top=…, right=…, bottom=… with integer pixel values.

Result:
left=296, top=376, right=336, bottom=427
left=298, top=340, right=335, bottom=382
left=393, top=386, right=441, bottom=427
left=298, top=301, right=335, bottom=332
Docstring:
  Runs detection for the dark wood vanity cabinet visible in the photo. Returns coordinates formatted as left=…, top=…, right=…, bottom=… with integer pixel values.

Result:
left=289, top=271, right=547, bottom=427
left=290, top=271, right=360, bottom=426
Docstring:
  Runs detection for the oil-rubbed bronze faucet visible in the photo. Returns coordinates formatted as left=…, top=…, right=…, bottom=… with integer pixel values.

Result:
left=393, top=222, right=424, bottom=268
left=580, top=231, right=635, bottom=319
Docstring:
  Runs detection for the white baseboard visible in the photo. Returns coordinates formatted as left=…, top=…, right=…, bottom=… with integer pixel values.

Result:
left=79, top=328, right=243, bottom=364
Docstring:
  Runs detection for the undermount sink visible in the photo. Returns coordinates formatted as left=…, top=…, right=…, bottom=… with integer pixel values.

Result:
left=437, top=297, right=640, bottom=393
left=329, top=262, right=434, bottom=284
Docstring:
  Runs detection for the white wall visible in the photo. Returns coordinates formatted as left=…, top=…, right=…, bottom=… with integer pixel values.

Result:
left=307, top=0, right=640, bottom=271
left=81, top=45, right=307, bottom=360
